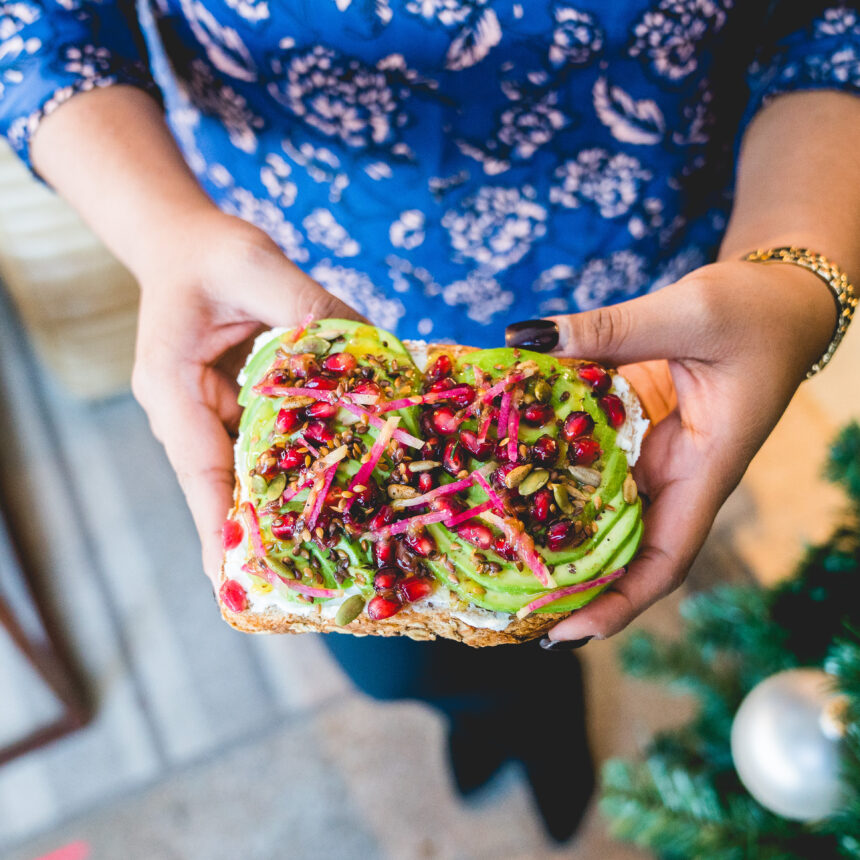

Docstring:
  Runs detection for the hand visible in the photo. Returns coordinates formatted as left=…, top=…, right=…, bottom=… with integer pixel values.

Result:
left=543, top=260, right=837, bottom=643
left=131, top=211, right=364, bottom=586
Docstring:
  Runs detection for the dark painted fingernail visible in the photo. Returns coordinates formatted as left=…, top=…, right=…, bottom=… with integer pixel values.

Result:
left=505, top=319, right=559, bottom=352
left=539, top=636, right=593, bottom=651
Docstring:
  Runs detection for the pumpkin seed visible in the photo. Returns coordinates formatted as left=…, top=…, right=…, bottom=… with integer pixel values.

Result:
left=335, top=594, right=365, bottom=627
left=518, top=469, right=550, bottom=496
left=534, top=380, right=552, bottom=403
left=280, top=395, right=316, bottom=410
left=408, top=460, right=441, bottom=472
left=622, top=472, right=638, bottom=505
left=292, top=335, right=330, bottom=355
left=552, top=483, right=573, bottom=514
left=266, top=473, right=287, bottom=501
left=265, top=556, right=294, bottom=580
left=251, top=474, right=268, bottom=495
left=503, top=464, right=533, bottom=489
left=568, top=465, right=602, bottom=486
left=314, top=328, right=347, bottom=341
left=388, top=484, right=420, bottom=500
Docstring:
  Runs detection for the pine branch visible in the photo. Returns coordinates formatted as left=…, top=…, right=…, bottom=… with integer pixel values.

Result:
left=826, top=422, right=860, bottom=508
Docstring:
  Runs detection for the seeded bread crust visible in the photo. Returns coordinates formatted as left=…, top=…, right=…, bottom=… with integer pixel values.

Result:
left=218, top=341, right=609, bottom=646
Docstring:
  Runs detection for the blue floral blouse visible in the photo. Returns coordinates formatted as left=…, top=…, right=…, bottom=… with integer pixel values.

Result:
left=2, top=1, right=859, bottom=346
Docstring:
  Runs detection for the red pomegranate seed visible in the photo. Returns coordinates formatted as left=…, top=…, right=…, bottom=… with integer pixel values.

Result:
left=492, top=535, right=518, bottom=560
left=599, top=394, right=626, bottom=429
left=430, top=406, right=460, bottom=435
left=305, top=375, right=338, bottom=391
left=418, top=472, right=434, bottom=493
left=323, top=352, right=357, bottom=375
left=531, top=435, right=559, bottom=466
left=374, top=539, right=394, bottom=567
left=400, top=577, right=433, bottom=603
left=368, top=505, right=394, bottom=532
left=427, top=354, right=452, bottom=382
left=405, top=531, right=435, bottom=557
left=493, top=462, right=520, bottom=486
left=374, top=570, right=398, bottom=591
left=306, top=401, right=338, bottom=420
left=547, top=520, right=576, bottom=552
left=266, top=369, right=290, bottom=386
left=531, top=488, right=552, bottom=522
left=449, top=384, right=476, bottom=408
left=459, top=429, right=494, bottom=461
left=428, top=377, right=456, bottom=394
left=429, top=496, right=464, bottom=520
left=421, top=434, right=442, bottom=459
left=352, top=380, right=381, bottom=398
left=221, top=519, right=244, bottom=550
left=443, top=440, right=466, bottom=475
left=562, top=411, right=594, bottom=442
left=577, top=363, right=611, bottom=395
left=279, top=445, right=305, bottom=470
left=304, top=420, right=336, bottom=444
left=494, top=440, right=522, bottom=464
left=256, top=447, right=283, bottom=479
left=271, top=511, right=299, bottom=540
left=352, top=480, right=380, bottom=507
left=367, top=595, right=402, bottom=620
left=275, top=407, right=301, bottom=435
left=458, top=523, right=493, bottom=550
left=570, top=437, right=601, bottom=466
left=219, top=579, right=248, bottom=612
left=288, top=355, right=319, bottom=378
left=522, top=402, right=554, bottom=426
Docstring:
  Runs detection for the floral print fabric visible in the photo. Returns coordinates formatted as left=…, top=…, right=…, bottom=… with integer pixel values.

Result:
left=1, top=1, right=859, bottom=346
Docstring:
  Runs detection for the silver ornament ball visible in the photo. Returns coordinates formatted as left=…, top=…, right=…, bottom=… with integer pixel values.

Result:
left=731, top=668, right=846, bottom=821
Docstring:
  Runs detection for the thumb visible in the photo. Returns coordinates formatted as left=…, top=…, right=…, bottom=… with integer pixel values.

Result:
left=544, top=280, right=709, bottom=366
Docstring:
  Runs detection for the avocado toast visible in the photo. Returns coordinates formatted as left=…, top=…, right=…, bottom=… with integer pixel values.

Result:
left=219, top=318, right=649, bottom=646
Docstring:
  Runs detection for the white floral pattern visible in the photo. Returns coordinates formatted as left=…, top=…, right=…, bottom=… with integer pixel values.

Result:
left=498, top=88, right=568, bottom=160
left=549, top=6, right=603, bottom=66
left=224, top=0, right=269, bottom=23
left=311, top=261, right=406, bottom=330
left=592, top=77, right=664, bottom=145
left=814, top=7, right=860, bottom=38
left=221, top=187, right=308, bottom=261
left=443, top=185, right=547, bottom=273
left=260, top=153, right=298, bottom=207
left=441, top=271, right=514, bottom=323
left=302, top=208, right=360, bottom=256
left=179, top=0, right=257, bottom=82
left=551, top=148, right=651, bottom=218
left=573, top=251, right=648, bottom=310
left=389, top=210, right=426, bottom=249
left=281, top=138, right=350, bottom=203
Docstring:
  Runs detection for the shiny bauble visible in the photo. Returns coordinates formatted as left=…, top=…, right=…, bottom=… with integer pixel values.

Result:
left=731, top=668, right=847, bottom=821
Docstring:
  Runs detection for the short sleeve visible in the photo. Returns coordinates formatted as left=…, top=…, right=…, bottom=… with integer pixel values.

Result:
left=0, top=0, right=161, bottom=171
left=743, top=3, right=860, bottom=130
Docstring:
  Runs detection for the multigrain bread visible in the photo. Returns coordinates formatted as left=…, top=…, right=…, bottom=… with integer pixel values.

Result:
left=218, top=322, right=649, bottom=646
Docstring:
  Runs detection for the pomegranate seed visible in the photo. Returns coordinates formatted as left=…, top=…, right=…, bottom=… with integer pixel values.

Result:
left=304, top=420, right=335, bottom=444
left=429, top=496, right=464, bottom=520
left=367, top=595, right=402, bottom=620
left=599, top=394, right=626, bottom=429
left=288, top=355, right=319, bottom=378
left=219, top=579, right=248, bottom=612
left=577, top=363, right=611, bottom=395
left=266, top=369, right=290, bottom=386
left=428, top=377, right=456, bottom=394
left=400, top=577, right=433, bottom=603
left=492, top=535, right=518, bottom=560
left=306, top=401, right=338, bottom=420
left=278, top=445, right=304, bottom=471
left=395, top=539, right=421, bottom=575
left=374, top=539, right=394, bottom=567
left=531, top=488, right=552, bottom=522
left=430, top=406, right=460, bottom=435
left=570, top=437, right=601, bottom=466
left=493, top=462, right=520, bottom=486
left=374, top=570, right=398, bottom=591
left=352, top=480, right=380, bottom=507
left=458, top=523, right=493, bottom=550
left=562, top=411, right=594, bottom=442
left=427, top=354, right=452, bottom=382
left=459, top=429, right=494, bottom=461
left=547, top=520, right=576, bottom=552
left=531, top=435, right=558, bottom=466
left=418, top=472, right=434, bottom=493
left=258, top=448, right=284, bottom=480
left=352, top=380, right=381, bottom=398
left=405, top=531, right=435, bottom=557
left=494, top=440, right=522, bottom=464
left=221, top=519, right=244, bottom=550
left=443, top=440, right=466, bottom=475
left=271, top=511, right=299, bottom=540
left=522, top=402, right=554, bottom=426
left=323, top=352, right=357, bottom=374
left=449, top=384, right=476, bottom=408
left=276, top=407, right=301, bottom=434
left=368, top=505, right=394, bottom=532
left=421, top=435, right=442, bottom=459
left=305, top=375, right=338, bottom=391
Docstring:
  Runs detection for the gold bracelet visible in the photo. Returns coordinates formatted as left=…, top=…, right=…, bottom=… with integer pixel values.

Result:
left=743, top=246, right=857, bottom=378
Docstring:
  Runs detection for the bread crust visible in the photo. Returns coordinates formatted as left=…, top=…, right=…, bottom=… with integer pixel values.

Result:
left=218, top=339, right=615, bottom=646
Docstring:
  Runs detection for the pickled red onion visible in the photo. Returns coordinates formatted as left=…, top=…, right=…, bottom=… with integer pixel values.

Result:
left=515, top=568, right=627, bottom=619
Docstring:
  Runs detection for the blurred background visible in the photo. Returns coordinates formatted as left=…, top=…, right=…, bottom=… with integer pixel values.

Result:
left=0, top=136, right=858, bottom=860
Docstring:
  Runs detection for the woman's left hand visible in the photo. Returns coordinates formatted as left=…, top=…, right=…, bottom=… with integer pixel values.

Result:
left=528, top=259, right=836, bottom=643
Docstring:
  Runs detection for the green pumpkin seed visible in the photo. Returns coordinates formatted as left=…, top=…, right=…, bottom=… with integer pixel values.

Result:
left=552, top=483, right=573, bottom=514
left=314, top=328, right=347, bottom=341
left=518, top=469, right=549, bottom=496
left=265, top=556, right=294, bottom=580
left=568, top=465, right=602, bottom=486
left=503, top=464, right=532, bottom=489
left=534, top=380, right=552, bottom=403
left=292, top=335, right=330, bottom=355
left=266, top=472, right=287, bottom=501
left=335, top=594, right=366, bottom=627
left=251, top=474, right=268, bottom=495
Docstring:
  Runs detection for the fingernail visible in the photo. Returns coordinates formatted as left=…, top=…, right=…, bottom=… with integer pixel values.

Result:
left=539, top=636, right=593, bottom=651
left=505, top=320, right=559, bottom=352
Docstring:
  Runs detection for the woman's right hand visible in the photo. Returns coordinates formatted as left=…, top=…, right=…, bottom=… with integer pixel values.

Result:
left=131, top=210, right=365, bottom=586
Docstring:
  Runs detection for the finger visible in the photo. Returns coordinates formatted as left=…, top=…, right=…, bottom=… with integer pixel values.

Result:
left=546, top=280, right=710, bottom=366
left=547, top=421, right=721, bottom=642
